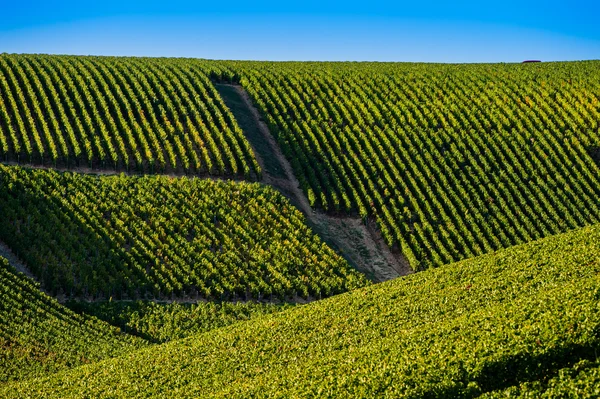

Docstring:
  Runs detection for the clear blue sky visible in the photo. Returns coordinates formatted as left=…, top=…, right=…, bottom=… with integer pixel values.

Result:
left=1, top=0, right=598, bottom=62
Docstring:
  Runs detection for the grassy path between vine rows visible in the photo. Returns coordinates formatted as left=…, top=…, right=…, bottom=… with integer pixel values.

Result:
left=216, top=83, right=411, bottom=282
left=0, top=160, right=251, bottom=181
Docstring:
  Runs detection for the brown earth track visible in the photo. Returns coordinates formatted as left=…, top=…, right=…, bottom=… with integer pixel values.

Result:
left=0, top=160, right=253, bottom=182
left=0, top=83, right=410, bottom=309
left=227, top=84, right=412, bottom=282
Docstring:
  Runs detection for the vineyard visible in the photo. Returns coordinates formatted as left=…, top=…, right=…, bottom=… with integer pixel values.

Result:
left=222, top=61, right=600, bottom=270
left=1, top=54, right=600, bottom=397
left=68, top=300, right=294, bottom=343
left=3, top=54, right=600, bottom=271
left=0, top=54, right=260, bottom=177
left=0, top=164, right=367, bottom=300
left=0, top=257, right=147, bottom=383
left=3, top=222, right=599, bottom=397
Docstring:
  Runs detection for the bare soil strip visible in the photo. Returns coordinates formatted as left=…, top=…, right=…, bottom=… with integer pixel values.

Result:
left=0, top=83, right=410, bottom=310
left=0, top=240, right=36, bottom=279
left=219, top=84, right=412, bottom=282
left=0, top=160, right=250, bottom=182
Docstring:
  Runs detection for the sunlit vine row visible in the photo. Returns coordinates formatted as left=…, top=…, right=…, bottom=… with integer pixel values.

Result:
left=0, top=54, right=260, bottom=177
left=0, top=257, right=146, bottom=383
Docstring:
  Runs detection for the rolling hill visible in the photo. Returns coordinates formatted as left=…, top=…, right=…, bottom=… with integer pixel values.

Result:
left=2, top=221, right=599, bottom=397
left=0, top=256, right=147, bottom=383
left=0, top=55, right=599, bottom=397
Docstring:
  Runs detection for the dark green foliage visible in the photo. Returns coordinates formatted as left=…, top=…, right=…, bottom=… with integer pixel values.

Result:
left=0, top=164, right=368, bottom=300
left=483, top=360, right=600, bottom=398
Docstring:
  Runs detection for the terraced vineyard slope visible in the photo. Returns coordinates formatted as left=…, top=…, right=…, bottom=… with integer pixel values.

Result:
left=4, top=222, right=599, bottom=398
left=0, top=164, right=367, bottom=300
left=0, top=54, right=260, bottom=177
left=225, top=61, right=600, bottom=270
left=0, top=256, right=148, bottom=383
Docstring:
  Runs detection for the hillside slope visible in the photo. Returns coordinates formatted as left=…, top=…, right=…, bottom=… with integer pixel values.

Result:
left=3, top=54, right=600, bottom=272
left=226, top=60, right=600, bottom=269
left=4, top=223, right=599, bottom=397
left=0, top=164, right=367, bottom=300
left=0, top=257, right=148, bottom=383
left=67, top=300, right=295, bottom=343
left=0, top=54, right=259, bottom=176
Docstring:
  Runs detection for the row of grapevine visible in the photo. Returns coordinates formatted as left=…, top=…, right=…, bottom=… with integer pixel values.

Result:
left=0, top=54, right=260, bottom=177
left=68, top=300, right=294, bottom=343
left=2, top=55, right=599, bottom=272
left=4, top=221, right=600, bottom=397
left=228, top=60, right=600, bottom=270
left=0, top=164, right=367, bottom=300
left=0, top=256, right=147, bottom=383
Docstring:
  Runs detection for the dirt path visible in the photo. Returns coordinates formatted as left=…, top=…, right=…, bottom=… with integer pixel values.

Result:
left=0, top=240, right=36, bottom=279
left=226, top=84, right=412, bottom=282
